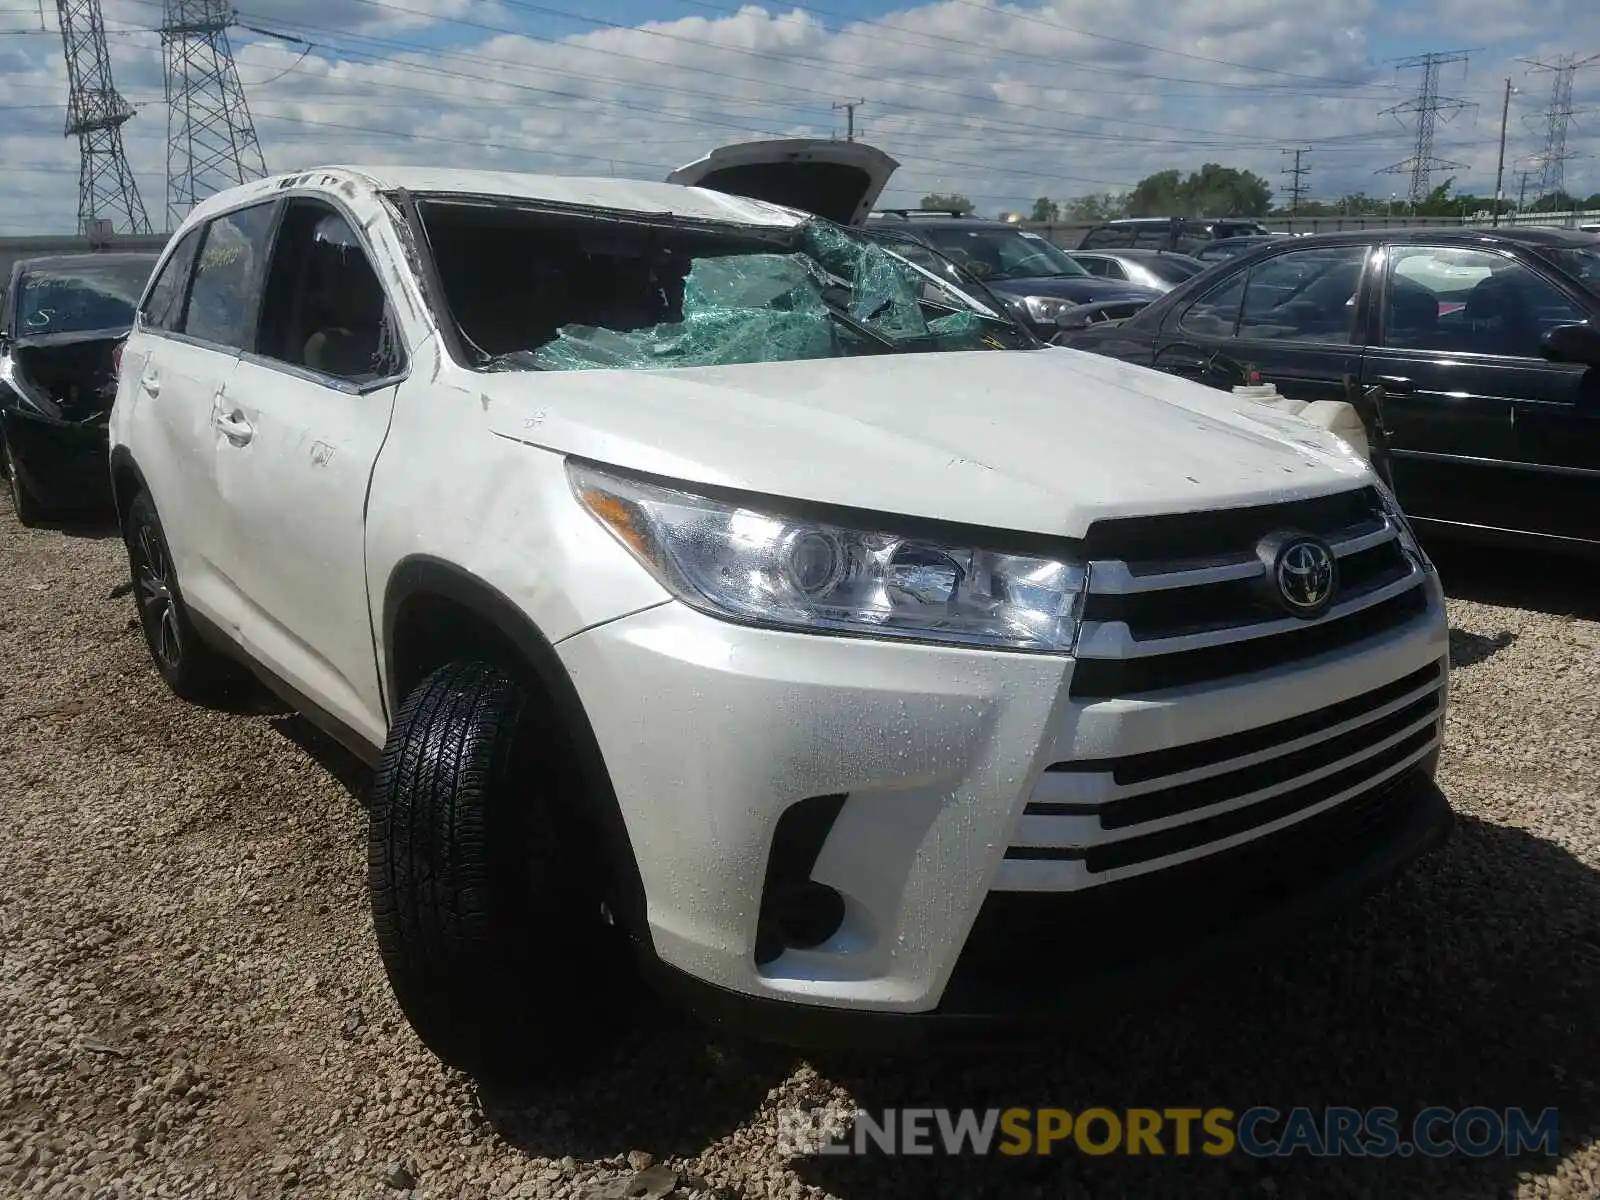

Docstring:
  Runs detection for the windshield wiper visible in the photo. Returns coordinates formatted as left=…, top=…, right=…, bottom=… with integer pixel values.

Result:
left=483, top=349, right=550, bottom=372
left=818, top=289, right=903, bottom=351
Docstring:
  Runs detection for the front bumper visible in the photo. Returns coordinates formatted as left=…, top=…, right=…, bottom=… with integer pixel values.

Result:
left=648, top=761, right=1449, bottom=1049
left=1, top=409, right=113, bottom=511
left=556, top=574, right=1450, bottom=1034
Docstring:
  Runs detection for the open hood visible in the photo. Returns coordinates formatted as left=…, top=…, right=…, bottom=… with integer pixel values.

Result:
left=665, top=138, right=899, bottom=227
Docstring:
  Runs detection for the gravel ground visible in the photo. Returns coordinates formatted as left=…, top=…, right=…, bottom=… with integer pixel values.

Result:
left=2, top=509, right=1597, bottom=1200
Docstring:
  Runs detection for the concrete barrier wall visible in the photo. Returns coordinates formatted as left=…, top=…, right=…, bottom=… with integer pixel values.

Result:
left=1, top=233, right=172, bottom=286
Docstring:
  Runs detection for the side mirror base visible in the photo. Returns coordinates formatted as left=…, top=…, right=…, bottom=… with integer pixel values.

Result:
left=1538, top=323, right=1600, bottom=366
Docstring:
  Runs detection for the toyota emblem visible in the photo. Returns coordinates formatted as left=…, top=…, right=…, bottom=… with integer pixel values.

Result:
left=1255, top=531, right=1339, bottom=618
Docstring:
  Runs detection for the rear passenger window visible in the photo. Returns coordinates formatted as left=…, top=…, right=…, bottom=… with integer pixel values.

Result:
left=183, top=201, right=278, bottom=350
left=1383, top=245, right=1588, bottom=358
left=141, top=227, right=201, bottom=332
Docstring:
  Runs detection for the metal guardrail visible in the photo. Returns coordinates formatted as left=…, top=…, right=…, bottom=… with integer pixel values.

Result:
left=1026, top=210, right=1600, bottom=250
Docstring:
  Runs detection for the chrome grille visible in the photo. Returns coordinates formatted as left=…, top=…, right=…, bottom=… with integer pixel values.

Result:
left=1070, top=487, right=1431, bottom=698
left=998, top=659, right=1447, bottom=892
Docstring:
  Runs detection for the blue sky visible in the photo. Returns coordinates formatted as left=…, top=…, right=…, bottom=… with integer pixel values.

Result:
left=2, top=0, right=1598, bottom=233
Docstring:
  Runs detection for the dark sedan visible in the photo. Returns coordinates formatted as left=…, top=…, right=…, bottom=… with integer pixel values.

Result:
left=0, top=251, right=156, bottom=525
left=862, top=215, right=1161, bottom=338
left=1059, top=226, right=1600, bottom=558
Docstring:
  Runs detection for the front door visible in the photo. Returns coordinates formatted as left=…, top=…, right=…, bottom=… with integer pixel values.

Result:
left=1362, top=243, right=1599, bottom=547
left=210, top=198, right=406, bottom=746
left=1152, top=242, right=1372, bottom=402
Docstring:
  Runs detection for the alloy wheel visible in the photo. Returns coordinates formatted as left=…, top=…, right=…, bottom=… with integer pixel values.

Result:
left=133, top=518, right=183, bottom=672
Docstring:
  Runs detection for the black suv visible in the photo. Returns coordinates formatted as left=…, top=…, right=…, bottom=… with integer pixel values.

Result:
left=862, top=210, right=1162, bottom=338
left=1078, top=217, right=1274, bottom=254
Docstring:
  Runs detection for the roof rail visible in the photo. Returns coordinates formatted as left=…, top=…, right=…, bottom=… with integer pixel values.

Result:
left=870, top=207, right=972, bottom=219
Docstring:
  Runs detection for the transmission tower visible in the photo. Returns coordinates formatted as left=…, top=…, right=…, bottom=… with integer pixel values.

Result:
left=1377, top=50, right=1475, bottom=205
left=56, top=0, right=153, bottom=235
left=1280, top=148, right=1311, bottom=213
left=1520, top=53, right=1600, bottom=202
left=162, top=1, right=267, bottom=230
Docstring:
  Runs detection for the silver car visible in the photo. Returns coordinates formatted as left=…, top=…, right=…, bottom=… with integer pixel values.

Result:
left=1067, top=248, right=1208, bottom=292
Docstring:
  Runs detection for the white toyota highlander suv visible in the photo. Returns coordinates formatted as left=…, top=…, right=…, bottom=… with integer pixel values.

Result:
left=108, top=147, right=1452, bottom=1081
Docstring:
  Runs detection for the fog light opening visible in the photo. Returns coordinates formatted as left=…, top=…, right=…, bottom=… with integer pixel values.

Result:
left=756, top=881, right=846, bottom=964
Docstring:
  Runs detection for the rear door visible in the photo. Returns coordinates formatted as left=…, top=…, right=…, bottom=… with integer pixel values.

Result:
left=666, top=139, right=899, bottom=226
left=1362, top=242, right=1599, bottom=545
left=1151, top=242, right=1372, bottom=402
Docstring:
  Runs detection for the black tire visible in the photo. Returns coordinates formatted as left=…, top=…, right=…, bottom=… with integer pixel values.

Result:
left=122, top=489, right=232, bottom=702
left=5, top=440, right=46, bottom=528
left=368, top=660, right=632, bottom=1082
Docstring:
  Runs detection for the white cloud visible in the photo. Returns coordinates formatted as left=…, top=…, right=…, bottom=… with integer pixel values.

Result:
left=2, top=0, right=1598, bottom=236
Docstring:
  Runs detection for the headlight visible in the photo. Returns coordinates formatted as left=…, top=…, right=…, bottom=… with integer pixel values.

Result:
left=1018, top=296, right=1072, bottom=324
left=1374, top=477, right=1432, bottom=573
left=570, top=462, right=1088, bottom=653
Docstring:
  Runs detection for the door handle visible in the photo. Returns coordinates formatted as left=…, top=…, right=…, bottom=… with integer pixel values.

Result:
left=139, top=372, right=160, bottom=396
left=1374, top=375, right=1415, bottom=395
left=214, top=410, right=254, bottom=445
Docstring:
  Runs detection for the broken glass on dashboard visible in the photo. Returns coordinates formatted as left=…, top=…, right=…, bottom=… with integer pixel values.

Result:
left=413, top=200, right=1015, bottom=373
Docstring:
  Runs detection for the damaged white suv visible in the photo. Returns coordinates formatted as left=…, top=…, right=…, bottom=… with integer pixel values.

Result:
left=109, top=143, right=1452, bottom=1081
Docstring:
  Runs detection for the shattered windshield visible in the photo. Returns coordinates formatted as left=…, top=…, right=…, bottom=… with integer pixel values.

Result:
left=913, top=226, right=1089, bottom=282
left=13, top=259, right=153, bottom=336
left=417, top=202, right=1034, bottom=373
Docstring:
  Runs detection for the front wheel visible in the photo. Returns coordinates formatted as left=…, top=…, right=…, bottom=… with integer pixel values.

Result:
left=368, top=661, right=633, bottom=1082
left=5, top=440, right=45, bottom=528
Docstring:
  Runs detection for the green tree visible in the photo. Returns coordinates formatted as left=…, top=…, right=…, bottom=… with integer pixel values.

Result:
left=1063, top=192, right=1127, bottom=222
left=1030, top=197, right=1060, bottom=223
left=1330, top=193, right=1388, bottom=216
left=1414, top=178, right=1459, bottom=216
left=1585, top=193, right=1600, bottom=210
left=1184, top=162, right=1273, bottom=217
left=1124, top=164, right=1273, bottom=218
left=920, top=193, right=975, bottom=215
left=1530, top=191, right=1579, bottom=214
left=1125, top=170, right=1184, bottom=217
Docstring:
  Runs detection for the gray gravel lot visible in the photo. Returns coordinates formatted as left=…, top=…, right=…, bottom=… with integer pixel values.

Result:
left=1, top=511, right=1597, bottom=1200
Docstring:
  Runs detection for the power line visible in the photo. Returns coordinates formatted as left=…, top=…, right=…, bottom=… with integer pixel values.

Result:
left=1376, top=49, right=1476, bottom=205
left=1280, top=147, right=1311, bottom=213
left=1521, top=53, right=1600, bottom=202
left=55, top=0, right=153, bottom=234
left=162, top=0, right=267, bottom=230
